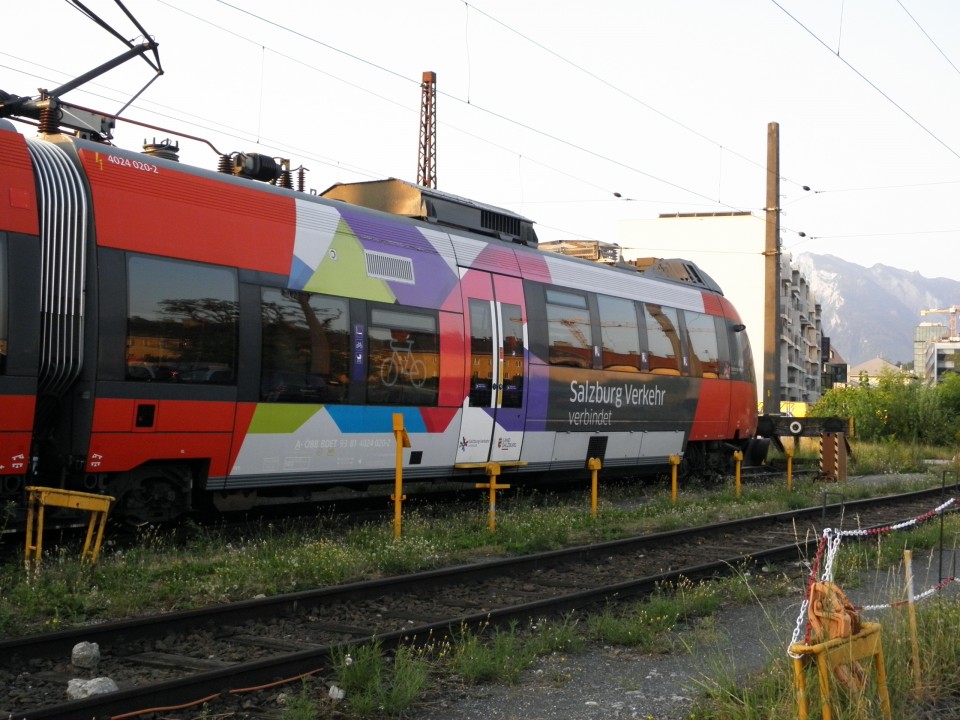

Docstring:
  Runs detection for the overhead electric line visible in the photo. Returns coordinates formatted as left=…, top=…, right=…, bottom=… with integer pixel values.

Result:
left=769, top=0, right=960, bottom=163
left=198, top=0, right=762, bottom=212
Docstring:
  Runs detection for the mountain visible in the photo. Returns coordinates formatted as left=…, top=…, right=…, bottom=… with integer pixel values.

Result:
left=794, top=253, right=960, bottom=368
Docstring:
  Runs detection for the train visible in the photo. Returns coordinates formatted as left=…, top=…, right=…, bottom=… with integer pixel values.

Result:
left=0, top=96, right=761, bottom=524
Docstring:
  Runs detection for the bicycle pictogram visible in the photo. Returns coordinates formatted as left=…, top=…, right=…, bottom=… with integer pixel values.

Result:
left=380, top=335, right=426, bottom=387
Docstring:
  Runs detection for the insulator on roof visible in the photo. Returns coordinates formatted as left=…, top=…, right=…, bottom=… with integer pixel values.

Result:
left=142, top=138, right=179, bottom=162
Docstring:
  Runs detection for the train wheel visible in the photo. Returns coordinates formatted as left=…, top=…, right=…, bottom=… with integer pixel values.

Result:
left=678, top=444, right=704, bottom=479
left=111, top=466, right=191, bottom=526
left=744, top=438, right=771, bottom=467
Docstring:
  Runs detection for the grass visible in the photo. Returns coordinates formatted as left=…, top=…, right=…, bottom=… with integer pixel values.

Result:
left=313, top=526, right=960, bottom=718
left=327, top=640, right=431, bottom=716
left=769, top=436, right=960, bottom=477
left=0, top=462, right=950, bottom=638
left=690, top=515, right=960, bottom=720
left=0, top=451, right=957, bottom=717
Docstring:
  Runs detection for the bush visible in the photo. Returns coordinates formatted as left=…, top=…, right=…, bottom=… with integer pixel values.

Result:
left=812, top=371, right=960, bottom=446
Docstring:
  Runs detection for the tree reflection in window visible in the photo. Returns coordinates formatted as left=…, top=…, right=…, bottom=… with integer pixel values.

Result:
left=126, top=256, right=238, bottom=383
left=260, top=288, right=350, bottom=403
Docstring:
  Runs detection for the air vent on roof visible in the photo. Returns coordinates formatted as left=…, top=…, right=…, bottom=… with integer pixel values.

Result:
left=480, top=209, right=521, bottom=239
left=365, top=250, right=415, bottom=283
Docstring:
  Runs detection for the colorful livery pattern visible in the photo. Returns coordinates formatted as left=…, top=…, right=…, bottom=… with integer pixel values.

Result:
left=0, top=121, right=759, bottom=522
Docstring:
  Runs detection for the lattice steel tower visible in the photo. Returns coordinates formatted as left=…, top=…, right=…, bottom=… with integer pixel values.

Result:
left=417, top=71, right=437, bottom=188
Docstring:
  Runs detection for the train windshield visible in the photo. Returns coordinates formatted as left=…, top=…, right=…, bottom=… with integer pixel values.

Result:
left=0, top=236, right=5, bottom=373
left=729, top=322, right=756, bottom=384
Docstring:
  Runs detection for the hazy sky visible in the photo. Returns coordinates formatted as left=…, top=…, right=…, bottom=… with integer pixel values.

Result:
left=4, top=0, right=960, bottom=281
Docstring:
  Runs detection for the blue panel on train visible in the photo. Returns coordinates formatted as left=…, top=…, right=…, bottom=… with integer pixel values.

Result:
left=326, top=406, right=429, bottom=434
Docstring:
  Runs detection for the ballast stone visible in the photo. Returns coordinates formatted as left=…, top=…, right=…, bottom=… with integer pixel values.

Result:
left=71, top=641, right=100, bottom=670
left=66, top=677, right=119, bottom=700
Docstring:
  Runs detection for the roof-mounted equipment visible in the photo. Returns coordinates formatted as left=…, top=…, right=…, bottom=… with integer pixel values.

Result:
left=321, top=178, right=538, bottom=247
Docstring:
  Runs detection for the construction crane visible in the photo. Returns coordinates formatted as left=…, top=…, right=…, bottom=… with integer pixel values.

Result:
left=920, top=306, right=960, bottom=338
left=417, top=71, right=437, bottom=189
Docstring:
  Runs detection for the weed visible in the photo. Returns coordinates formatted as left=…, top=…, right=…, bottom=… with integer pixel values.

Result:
left=279, top=680, right=320, bottom=720
left=447, top=621, right=537, bottom=684
left=330, top=639, right=430, bottom=717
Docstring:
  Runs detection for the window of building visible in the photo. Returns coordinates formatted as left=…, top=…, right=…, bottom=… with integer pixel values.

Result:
left=367, top=306, right=439, bottom=405
left=684, top=311, right=721, bottom=378
left=598, top=294, right=642, bottom=372
left=126, top=255, right=238, bottom=383
left=261, top=289, right=350, bottom=403
left=643, top=303, right=682, bottom=375
left=546, top=289, right=592, bottom=368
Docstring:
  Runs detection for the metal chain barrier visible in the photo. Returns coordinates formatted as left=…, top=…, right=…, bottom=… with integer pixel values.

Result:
left=788, top=498, right=957, bottom=657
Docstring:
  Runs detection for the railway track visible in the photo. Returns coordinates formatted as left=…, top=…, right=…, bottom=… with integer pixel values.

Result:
left=2, top=486, right=955, bottom=719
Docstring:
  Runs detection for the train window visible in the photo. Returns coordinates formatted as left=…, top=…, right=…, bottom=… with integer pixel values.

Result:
left=126, top=256, right=238, bottom=383
left=468, top=299, right=493, bottom=407
left=367, top=306, right=439, bottom=406
left=683, top=311, right=721, bottom=378
left=728, top=322, right=757, bottom=384
left=545, top=289, right=593, bottom=368
left=598, top=295, right=642, bottom=372
left=0, top=236, right=5, bottom=374
left=260, top=289, right=350, bottom=403
left=500, top=302, right=525, bottom=408
left=643, top=304, right=682, bottom=375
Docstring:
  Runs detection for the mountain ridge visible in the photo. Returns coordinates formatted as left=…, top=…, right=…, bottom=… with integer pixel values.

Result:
left=795, top=253, right=960, bottom=368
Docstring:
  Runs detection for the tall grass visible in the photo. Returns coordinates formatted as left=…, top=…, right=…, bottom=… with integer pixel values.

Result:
left=692, top=515, right=960, bottom=719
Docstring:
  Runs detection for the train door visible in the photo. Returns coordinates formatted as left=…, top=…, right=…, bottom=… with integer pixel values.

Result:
left=457, top=271, right=527, bottom=464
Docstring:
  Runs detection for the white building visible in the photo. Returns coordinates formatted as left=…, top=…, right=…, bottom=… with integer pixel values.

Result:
left=925, top=341, right=960, bottom=385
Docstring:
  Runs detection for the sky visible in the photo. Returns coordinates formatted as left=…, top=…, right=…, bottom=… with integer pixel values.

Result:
left=3, top=0, right=960, bottom=282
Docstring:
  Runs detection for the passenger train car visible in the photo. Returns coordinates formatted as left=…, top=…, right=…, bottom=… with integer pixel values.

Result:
left=0, top=111, right=759, bottom=523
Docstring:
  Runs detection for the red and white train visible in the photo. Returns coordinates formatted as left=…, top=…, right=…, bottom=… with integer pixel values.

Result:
left=0, top=99, right=759, bottom=523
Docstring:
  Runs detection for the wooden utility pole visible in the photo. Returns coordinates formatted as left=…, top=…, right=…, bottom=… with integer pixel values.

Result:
left=417, top=71, right=437, bottom=188
left=763, top=122, right=781, bottom=416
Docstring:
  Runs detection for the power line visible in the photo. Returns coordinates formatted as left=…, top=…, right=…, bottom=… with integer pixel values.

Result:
left=0, top=52, right=387, bottom=182
left=461, top=1, right=811, bottom=192
left=896, top=0, right=960, bottom=78
left=769, top=0, right=960, bottom=163
left=197, top=0, right=755, bottom=211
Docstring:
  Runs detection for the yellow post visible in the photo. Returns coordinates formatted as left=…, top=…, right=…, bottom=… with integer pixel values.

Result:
left=669, top=454, right=681, bottom=503
left=904, top=550, right=922, bottom=694
left=588, top=457, right=602, bottom=518
left=475, top=463, right=510, bottom=532
left=733, top=450, right=744, bottom=497
left=391, top=413, right=410, bottom=541
left=25, top=486, right=114, bottom=571
left=786, top=444, right=794, bottom=491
